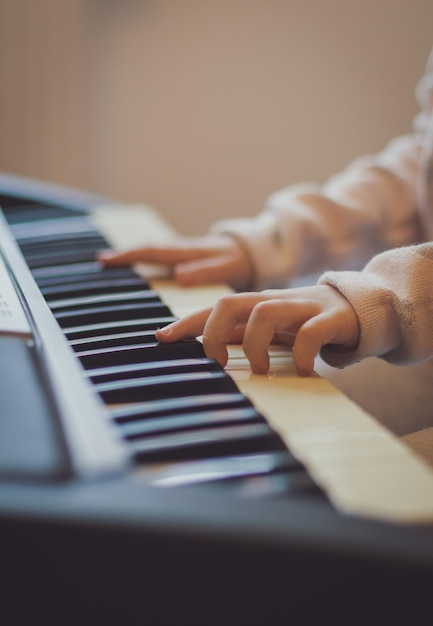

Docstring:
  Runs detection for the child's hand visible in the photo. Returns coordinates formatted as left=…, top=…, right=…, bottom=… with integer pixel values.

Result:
left=98, top=234, right=252, bottom=291
left=156, top=285, right=360, bottom=376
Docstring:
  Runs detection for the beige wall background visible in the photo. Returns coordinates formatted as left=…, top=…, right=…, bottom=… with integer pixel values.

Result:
left=1, top=0, right=432, bottom=234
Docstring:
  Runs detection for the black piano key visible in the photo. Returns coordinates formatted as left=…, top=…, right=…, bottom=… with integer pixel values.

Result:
left=54, top=301, right=172, bottom=327
left=128, top=422, right=285, bottom=463
left=63, top=317, right=176, bottom=340
left=85, top=358, right=221, bottom=383
left=146, top=452, right=325, bottom=499
left=17, top=229, right=103, bottom=248
left=16, top=224, right=100, bottom=240
left=109, top=392, right=253, bottom=422
left=217, top=471, right=324, bottom=499
left=146, top=451, right=302, bottom=487
left=70, top=329, right=159, bottom=352
left=77, top=340, right=206, bottom=369
left=10, top=215, right=93, bottom=235
left=93, top=370, right=238, bottom=403
left=25, top=249, right=106, bottom=269
left=40, top=277, right=148, bottom=300
left=4, top=203, right=82, bottom=225
left=119, top=406, right=262, bottom=438
left=32, top=263, right=138, bottom=284
left=18, top=235, right=105, bottom=254
left=48, top=290, right=160, bottom=313
left=12, top=215, right=97, bottom=234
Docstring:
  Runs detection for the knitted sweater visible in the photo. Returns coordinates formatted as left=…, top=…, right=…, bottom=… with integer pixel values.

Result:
left=213, top=48, right=433, bottom=369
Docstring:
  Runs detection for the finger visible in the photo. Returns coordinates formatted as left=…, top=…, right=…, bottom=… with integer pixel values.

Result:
left=292, top=313, right=338, bottom=376
left=98, top=242, right=213, bottom=267
left=155, top=307, right=213, bottom=343
left=98, top=248, right=159, bottom=266
left=156, top=313, right=246, bottom=351
left=174, top=255, right=243, bottom=287
left=242, top=298, right=328, bottom=374
left=201, top=293, right=264, bottom=366
left=242, top=300, right=298, bottom=373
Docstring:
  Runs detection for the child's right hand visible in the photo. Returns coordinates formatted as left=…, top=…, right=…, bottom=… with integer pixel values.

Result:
left=98, top=234, right=253, bottom=291
left=156, top=284, right=361, bottom=376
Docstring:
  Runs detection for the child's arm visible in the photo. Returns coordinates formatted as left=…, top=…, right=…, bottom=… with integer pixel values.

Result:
left=100, top=133, right=423, bottom=291
left=211, top=134, right=423, bottom=290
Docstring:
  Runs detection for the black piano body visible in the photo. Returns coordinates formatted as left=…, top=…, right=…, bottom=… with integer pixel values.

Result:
left=0, top=173, right=432, bottom=625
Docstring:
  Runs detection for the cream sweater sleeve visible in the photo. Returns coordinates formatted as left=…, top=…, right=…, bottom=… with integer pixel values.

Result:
left=211, top=135, right=423, bottom=290
left=318, top=243, right=433, bottom=368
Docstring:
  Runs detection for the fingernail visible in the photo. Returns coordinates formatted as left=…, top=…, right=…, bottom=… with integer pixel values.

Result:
left=156, top=325, right=171, bottom=336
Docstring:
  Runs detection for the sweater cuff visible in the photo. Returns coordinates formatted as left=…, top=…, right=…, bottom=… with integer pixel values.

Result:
left=211, top=212, right=297, bottom=290
left=317, top=270, right=402, bottom=368
left=210, top=183, right=322, bottom=290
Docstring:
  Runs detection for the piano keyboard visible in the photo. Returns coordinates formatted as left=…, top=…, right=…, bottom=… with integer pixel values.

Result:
left=1, top=178, right=433, bottom=524
left=3, top=175, right=433, bottom=625
left=0, top=195, right=326, bottom=506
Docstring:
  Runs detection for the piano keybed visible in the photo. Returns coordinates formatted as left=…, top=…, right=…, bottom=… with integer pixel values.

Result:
left=4, top=187, right=433, bottom=525
left=3, top=199, right=326, bottom=502
left=3, top=180, right=433, bottom=626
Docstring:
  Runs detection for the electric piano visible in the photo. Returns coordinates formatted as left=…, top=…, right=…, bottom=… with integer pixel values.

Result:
left=1, top=173, right=433, bottom=625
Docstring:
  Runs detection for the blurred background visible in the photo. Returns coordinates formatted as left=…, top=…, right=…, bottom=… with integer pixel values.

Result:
left=1, top=0, right=432, bottom=235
